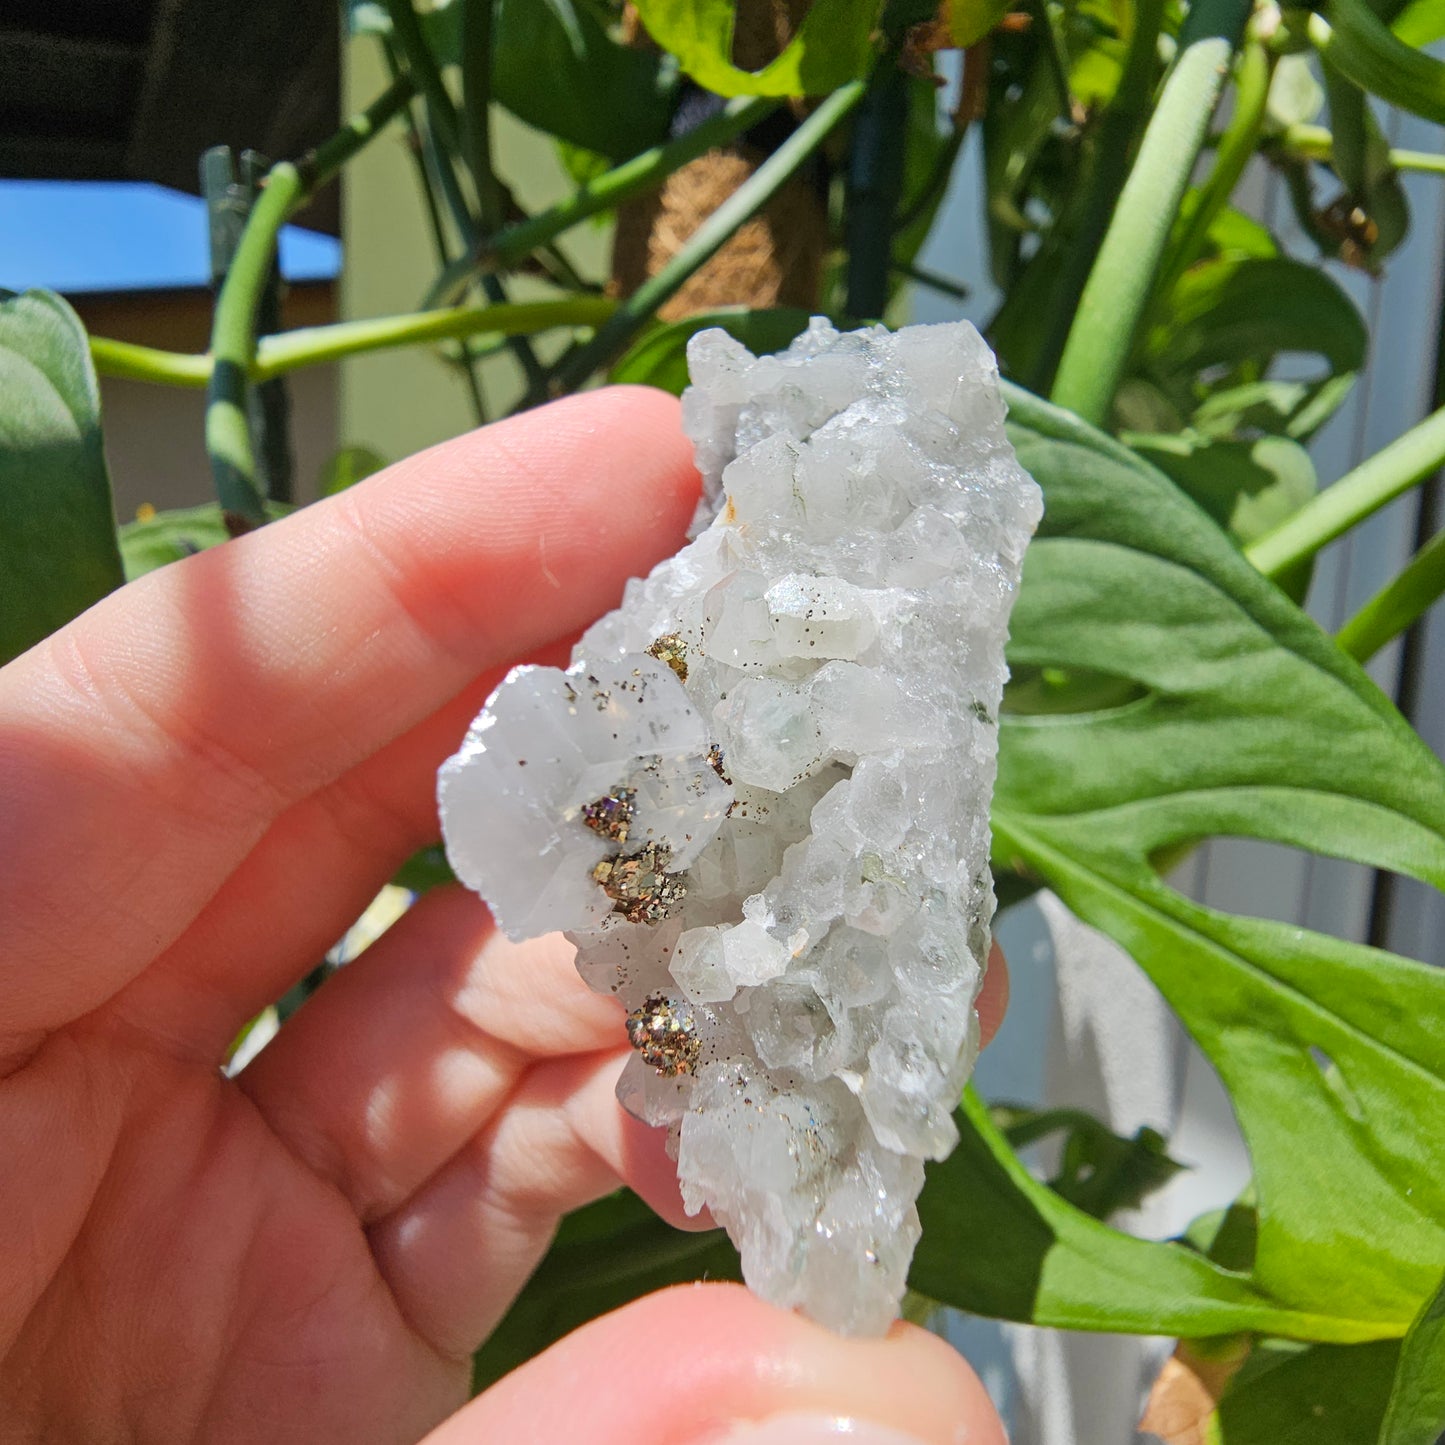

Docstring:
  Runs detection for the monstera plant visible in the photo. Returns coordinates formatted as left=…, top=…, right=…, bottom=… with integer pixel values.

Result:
left=2, top=0, right=1443, bottom=1439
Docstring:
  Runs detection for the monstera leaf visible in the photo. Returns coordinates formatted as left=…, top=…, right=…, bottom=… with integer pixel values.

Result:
left=936, top=384, right=1445, bottom=1346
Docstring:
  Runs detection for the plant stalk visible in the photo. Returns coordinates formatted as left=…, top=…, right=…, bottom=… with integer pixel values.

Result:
left=552, top=80, right=866, bottom=393
left=299, top=73, right=415, bottom=190
left=894, top=259, right=970, bottom=301
left=396, top=59, right=490, bottom=424
left=1336, top=527, right=1445, bottom=662
left=1246, top=403, right=1445, bottom=579
left=1155, top=38, right=1273, bottom=301
left=95, top=299, right=617, bottom=388
left=845, top=59, right=910, bottom=321
left=1050, top=0, right=1253, bottom=426
left=383, top=0, right=465, bottom=162
left=460, top=0, right=505, bottom=228
left=1026, top=0, right=1168, bottom=394
left=1276, top=124, right=1445, bottom=176
left=206, top=163, right=303, bottom=524
left=203, top=78, right=415, bottom=522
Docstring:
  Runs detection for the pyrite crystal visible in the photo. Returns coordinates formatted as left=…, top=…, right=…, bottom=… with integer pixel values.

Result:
left=439, top=319, right=1042, bottom=1334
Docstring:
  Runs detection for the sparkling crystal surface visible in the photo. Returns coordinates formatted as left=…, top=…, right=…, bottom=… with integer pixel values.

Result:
left=439, top=319, right=1042, bottom=1334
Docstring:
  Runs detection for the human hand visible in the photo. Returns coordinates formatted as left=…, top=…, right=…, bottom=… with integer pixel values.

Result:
left=0, top=387, right=1008, bottom=1444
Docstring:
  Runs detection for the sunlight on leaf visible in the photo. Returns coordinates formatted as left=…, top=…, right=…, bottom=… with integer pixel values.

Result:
left=0, top=289, right=123, bottom=664
left=632, top=0, right=882, bottom=97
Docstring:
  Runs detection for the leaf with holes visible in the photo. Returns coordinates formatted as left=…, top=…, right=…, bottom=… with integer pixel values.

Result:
left=977, top=383, right=1445, bottom=1338
left=913, top=1091, right=1371, bottom=1340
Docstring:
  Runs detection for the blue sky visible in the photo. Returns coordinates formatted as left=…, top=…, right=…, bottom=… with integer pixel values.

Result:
left=0, top=180, right=341, bottom=294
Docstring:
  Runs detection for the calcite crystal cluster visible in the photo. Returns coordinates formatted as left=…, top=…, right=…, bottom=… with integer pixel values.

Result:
left=439, top=319, right=1041, bottom=1334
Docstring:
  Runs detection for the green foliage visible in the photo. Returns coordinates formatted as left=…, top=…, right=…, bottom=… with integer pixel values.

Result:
left=1141, top=255, right=1366, bottom=439
left=1319, top=0, right=1445, bottom=126
left=118, top=501, right=292, bottom=581
left=0, top=289, right=123, bottom=665
left=1123, top=432, right=1317, bottom=547
left=611, top=308, right=818, bottom=392
left=1380, top=1272, right=1445, bottom=1445
left=630, top=0, right=882, bottom=97
left=993, top=382, right=1445, bottom=1334
left=949, top=0, right=1013, bottom=46
left=994, top=1103, right=1185, bottom=1220
left=913, top=1091, right=1376, bottom=1339
left=472, top=1189, right=740, bottom=1391
left=320, top=444, right=388, bottom=496
left=391, top=844, right=457, bottom=893
left=1213, top=1338, right=1400, bottom=1443
left=353, top=0, right=675, bottom=159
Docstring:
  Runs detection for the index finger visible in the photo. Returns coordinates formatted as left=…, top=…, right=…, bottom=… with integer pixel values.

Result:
left=0, top=386, right=700, bottom=1038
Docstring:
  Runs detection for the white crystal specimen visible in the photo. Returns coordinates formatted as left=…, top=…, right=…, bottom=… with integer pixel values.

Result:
left=439, top=318, right=1042, bottom=1335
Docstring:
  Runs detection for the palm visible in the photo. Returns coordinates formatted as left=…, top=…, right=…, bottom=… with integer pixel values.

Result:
left=0, top=391, right=702, bottom=1442
left=8, top=1033, right=462, bottom=1440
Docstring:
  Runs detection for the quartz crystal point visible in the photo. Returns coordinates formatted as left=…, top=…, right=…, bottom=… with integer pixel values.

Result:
left=439, top=319, right=1042, bottom=1335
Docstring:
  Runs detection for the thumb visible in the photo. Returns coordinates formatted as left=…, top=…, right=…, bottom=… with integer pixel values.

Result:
left=421, top=1283, right=1005, bottom=1445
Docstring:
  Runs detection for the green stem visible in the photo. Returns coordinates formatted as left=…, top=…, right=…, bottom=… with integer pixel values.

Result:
left=894, top=259, right=970, bottom=302
left=1246, top=403, right=1445, bottom=578
left=427, top=95, right=780, bottom=306
left=892, top=124, right=965, bottom=237
left=845, top=60, right=910, bottom=321
left=299, top=72, right=415, bottom=189
left=1027, top=0, right=1075, bottom=127
left=383, top=0, right=464, bottom=161
left=203, top=77, right=415, bottom=522
left=1155, top=38, right=1272, bottom=301
left=395, top=57, right=489, bottom=425
left=460, top=0, right=504, bottom=229
left=1050, top=0, right=1252, bottom=427
left=206, top=163, right=303, bottom=524
left=1026, top=0, right=1168, bottom=394
left=553, top=80, right=866, bottom=393
left=90, top=338, right=213, bottom=386
left=1336, top=527, right=1445, bottom=662
left=1276, top=123, right=1445, bottom=176
left=256, top=298, right=614, bottom=379
left=417, top=102, right=549, bottom=399
left=93, top=299, right=616, bottom=388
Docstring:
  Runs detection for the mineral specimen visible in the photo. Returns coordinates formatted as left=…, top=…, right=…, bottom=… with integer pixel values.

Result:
left=439, top=318, right=1042, bottom=1335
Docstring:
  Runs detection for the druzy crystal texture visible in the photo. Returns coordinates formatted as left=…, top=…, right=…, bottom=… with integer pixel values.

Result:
left=439, top=319, right=1042, bottom=1334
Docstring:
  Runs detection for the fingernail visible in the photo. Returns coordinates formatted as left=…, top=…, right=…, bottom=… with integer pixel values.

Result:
left=715, top=1415, right=932, bottom=1444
